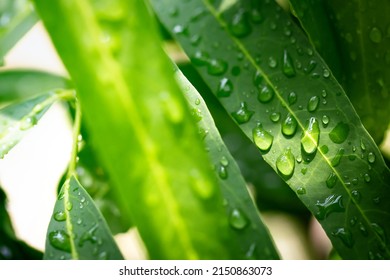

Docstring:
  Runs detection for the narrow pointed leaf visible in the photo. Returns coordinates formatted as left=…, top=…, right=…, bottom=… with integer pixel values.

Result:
left=0, top=90, right=73, bottom=159
left=0, top=0, right=39, bottom=63
left=34, top=0, right=238, bottom=259
left=44, top=176, right=123, bottom=260
left=152, top=0, right=390, bottom=259
left=324, top=0, right=390, bottom=144
left=175, top=68, right=279, bottom=259
left=289, top=0, right=341, bottom=80
left=0, top=70, right=73, bottom=103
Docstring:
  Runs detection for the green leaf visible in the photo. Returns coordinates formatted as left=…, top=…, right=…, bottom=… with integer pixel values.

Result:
left=289, top=0, right=342, bottom=80
left=0, top=90, right=73, bottom=159
left=33, top=0, right=240, bottom=259
left=324, top=0, right=390, bottom=144
left=151, top=0, right=390, bottom=259
left=0, top=70, right=73, bottom=103
left=44, top=176, right=123, bottom=260
left=0, top=0, right=39, bottom=63
left=175, top=68, right=279, bottom=259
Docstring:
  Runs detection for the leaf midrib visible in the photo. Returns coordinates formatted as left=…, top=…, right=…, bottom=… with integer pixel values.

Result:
left=201, top=0, right=388, bottom=254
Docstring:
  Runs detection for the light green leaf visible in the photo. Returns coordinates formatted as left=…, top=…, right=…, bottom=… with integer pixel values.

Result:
left=33, top=0, right=240, bottom=259
left=151, top=0, right=390, bottom=259
left=0, top=70, right=73, bottom=103
left=324, top=0, right=390, bottom=144
left=44, top=176, right=123, bottom=260
left=0, top=90, right=73, bottom=159
left=0, top=0, right=39, bottom=63
left=175, top=68, right=279, bottom=259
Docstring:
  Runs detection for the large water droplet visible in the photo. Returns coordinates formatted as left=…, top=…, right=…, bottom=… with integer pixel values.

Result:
left=229, top=9, right=252, bottom=38
left=315, top=194, right=344, bottom=220
left=331, top=148, right=345, bottom=167
left=301, top=117, right=320, bottom=154
left=326, top=172, right=338, bottom=188
left=217, top=77, right=233, bottom=97
left=229, top=209, right=248, bottom=230
left=54, top=211, right=67, bottom=222
left=282, top=50, right=295, bottom=77
left=48, top=230, right=71, bottom=252
left=231, top=102, right=254, bottom=124
left=282, top=113, right=298, bottom=137
left=307, top=96, right=319, bottom=112
left=329, top=122, right=350, bottom=144
left=332, top=228, right=354, bottom=248
left=258, top=84, right=274, bottom=103
left=369, top=27, right=383, bottom=43
left=252, top=124, right=273, bottom=152
left=288, top=92, right=297, bottom=105
left=276, top=148, right=295, bottom=178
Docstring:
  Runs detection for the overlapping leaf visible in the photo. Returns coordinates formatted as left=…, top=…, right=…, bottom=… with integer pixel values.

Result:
left=151, top=0, right=390, bottom=259
left=44, top=176, right=123, bottom=260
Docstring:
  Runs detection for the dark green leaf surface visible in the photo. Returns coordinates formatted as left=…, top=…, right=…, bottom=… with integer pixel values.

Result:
left=0, top=0, right=38, bottom=63
left=0, top=70, right=73, bottom=103
left=175, top=68, right=279, bottom=259
left=152, top=0, right=390, bottom=259
left=324, top=0, right=390, bottom=144
left=289, top=0, right=341, bottom=80
left=44, top=176, right=123, bottom=260
left=0, top=90, right=73, bottom=159
left=34, top=0, right=239, bottom=259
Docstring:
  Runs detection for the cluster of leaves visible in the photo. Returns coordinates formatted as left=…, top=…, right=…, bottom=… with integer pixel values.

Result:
left=0, top=0, right=389, bottom=259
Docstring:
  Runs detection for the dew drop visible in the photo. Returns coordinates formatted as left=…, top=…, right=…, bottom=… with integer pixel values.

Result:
left=320, top=145, right=329, bottom=154
left=369, top=27, right=383, bottom=43
left=307, top=96, right=319, bottom=112
left=172, top=24, right=188, bottom=36
left=229, top=209, right=248, bottom=230
left=282, top=113, right=298, bottom=137
left=276, top=148, right=295, bottom=178
left=359, top=222, right=368, bottom=236
left=54, top=211, right=67, bottom=222
left=20, top=116, right=38, bottom=130
left=329, top=122, right=350, bottom=144
left=207, top=59, right=228, bottom=75
left=191, top=51, right=209, bottom=66
left=217, top=77, right=233, bottom=97
left=220, top=156, right=229, bottom=166
left=194, top=98, right=200, bottom=105
left=288, top=92, right=297, bottom=105
left=218, top=165, right=228, bottom=179
left=371, top=223, right=386, bottom=244
left=350, top=216, right=357, bottom=226
left=297, top=187, right=306, bottom=195
left=66, top=202, right=73, bottom=211
left=48, top=230, right=71, bottom=252
left=282, top=50, right=296, bottom=77
left=301, top=167, right=307, bottom=175
left=351, top=190, right=361, bottom=203
left=367, top=152, right=376, bottom=164
left=191, top=108, right=202, bottom=122
left=79, top=224, right=99, bottom=247
left=268, top=56, right=278, bottom=68
left=331, top=148, right=345, bottom=167
left=77, top=218, right=83, bottom=225
left=252, top=124, right=273, bottom=152
left=323, top=68, right=330, bottom=78
left=301, top=117, right=320, bottom=154
left=231, top=102, right=254, bottom=124
left=364, top=173, right=371, bottom=183
left=270, top=112, right=281, bottom=122
left=332, top=228, right=354, bottom=248
left=322, top=115, right=330, bottom=127
left=229, top=9, right=252, bottom=38
left=360, top=139, right=366, bottom=151
left=326, top=172, right=338, bottom=188
left=315, top=195, right=344, bottom=220
left=258, top=84, right=274, bottom=103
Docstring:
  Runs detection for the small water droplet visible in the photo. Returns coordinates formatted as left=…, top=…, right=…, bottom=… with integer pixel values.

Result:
left=329, top=122, right=350, bottom=144
left=371, top=223, right=386, bottom=244
left=220, top=156, right=229, bottom=166
left=322, top=115, right=330, bottom=127
left=364, top=173, right=371, bottom=183
left=367, top=152, right=376, bottom=164
left=48, top=230, right=71, bottom=252
left=288, top=92, right=297, bottom=105
left=360, top=139, right=366, bottom=151
left=217, top=77, right=233, bottom=97
left=229, top=9, right=252, bottom=38
left=359, top=222, right=368, bottom=236
left=297, top=187, right=306, bottom=195
left=282, top=50, right=295, bottom=77
left=20, top=116, right=38, bottom=130
left=218, top=165, right=228, bottom=179
left=320, top=145, right=329, bottom=154
left=301, top=117, right=320, bottom=155
left=207, top=59, right=228, bottom=75
left=276, top=148, right=295, bottom=178
left=66, top=202, right=73, bottom=211
left=315, top=194, right=344, bottom=220
left=231, top=102, right=254, bottom=124
left=191, top=108, right=202, bottom=122
left=332, top=228, right=354, bottom=248
left=296, top=155, right=302, bottom=163
left=305, top=60, right=317, bottom=73
left=77, top=218, right=83, bottom=225
left=172, top=24, right=188, bottom=36
left=307, top=96, right=319, bottom=112
left=323, top=68, right=330, bottom=78
left=250, top=9, right=263, bottom=23
left=268, top=56, right=278, bottom=68
left=301, top=167, right=308, bottom=175
left=258, top=84, right=274, bottom=103
left=350, top=216, right=357, bottom=226
left=190, top=34, right=201, bottom=46
left=326, top=172, right=338, bottom=188
left=54, top=211, right=67, bottom=222
left=369, top=27, right=383, bottom=43
left=191, top=50, right=209, bottom=66
left=351, top=190, right=361, bottom=203
left=270, top=112, right=281, bottom=122
left=373, top=197, right=380, bottom=204
left=229, top=209, right=248, bottom=230
left=331, top=148, right=345, bottom=167
left=195, top=98, right=201, bottom=105
left=282, top=113, right=298, bottom=137
left=79, top=224, right=99, bottom=247
left=252, top=124, right=273, bottom=152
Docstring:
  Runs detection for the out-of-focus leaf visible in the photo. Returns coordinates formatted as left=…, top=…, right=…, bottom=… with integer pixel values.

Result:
left=152, top=0, right=390, bottom=259
left=289, top=0, right=341, bottom=80
left=0, top=90, right=74, bottom=159
left=0, top=70, right=72, bottom=103
left=323, top=0, right=390, bottom=144
left=175, top=67, right=279, bottom=259
left=34, top=0, right=241, bottom=259
left=0, top=0, right=39, bottom=63
left=44, top=176, right=123, bottom=260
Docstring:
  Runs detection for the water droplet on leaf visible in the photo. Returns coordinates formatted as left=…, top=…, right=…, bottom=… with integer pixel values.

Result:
left=288, top=92, right=297, bottom=105
left=367, top=152, right=376, bottom=164
left=49, top=230, right=71, bottom=252
left=326, top=172, right=338, bottom=188
left=276, top=148, right=295, bottom=178
left=217, top=77, right=233, bottom=97
left=258, top=84, right=274, bottom=103
left=297, top=187, right=306, bottom=195
left=229, top=9, right=252, bottom=38
left=231, top=102, right=254, bottom=124
left=54, top=211, right=67, bottom=222
left=282, top=50, right=295, bottom=77
left=301, top=117, right=320, bottom=154
left=252, top=124, right=273, bottom=152
left=282, top=113, right=298, bottom=137
left=229, top=209, right=248, bottom=230
left=307, top=96, right=319, bottom=112
left=329, top=122, right=350, bottom=144
left=315, top=195, right=344, bottom=220
left=331, top=148, right=345, bottom=167
left=332, top=228, right=354, bottom=248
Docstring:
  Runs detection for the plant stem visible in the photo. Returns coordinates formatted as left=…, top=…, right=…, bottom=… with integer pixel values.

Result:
left=67, top=98, right=82, bottom=178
